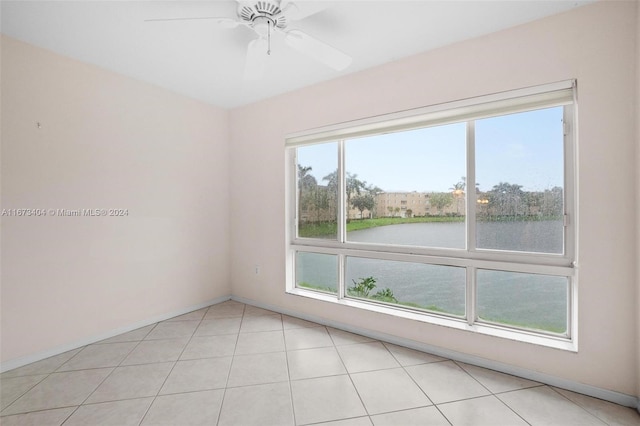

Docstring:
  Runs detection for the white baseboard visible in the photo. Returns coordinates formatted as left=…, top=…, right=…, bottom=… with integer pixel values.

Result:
left=0, top=295, right=231, bottom=373
left=232, top=295, right=639, bottom=409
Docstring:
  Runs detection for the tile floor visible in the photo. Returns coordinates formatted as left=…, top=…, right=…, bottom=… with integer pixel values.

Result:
left=1, top=300, right=639, bottom=425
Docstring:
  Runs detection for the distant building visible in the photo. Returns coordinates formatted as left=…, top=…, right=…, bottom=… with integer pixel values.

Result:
left=374, top=191, right=464, bottom=218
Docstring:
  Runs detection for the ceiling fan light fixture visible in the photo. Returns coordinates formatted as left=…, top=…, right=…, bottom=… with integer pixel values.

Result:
left=252, top=16, right=273, bottom=38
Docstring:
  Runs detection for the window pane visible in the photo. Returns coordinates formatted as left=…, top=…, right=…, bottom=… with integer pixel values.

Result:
left=477, top=269, right=568, bottom=334
left=297, top=143, right=338, bottom=239
left=345, top=257, right=465, bottom=316
left=475, top=107, right=564, bottom=254
left=295, top=252, right=337, bottom=294
left=344, top=123, right=466, bottom=249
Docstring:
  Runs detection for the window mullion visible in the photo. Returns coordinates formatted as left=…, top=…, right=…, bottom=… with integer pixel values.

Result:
left=338, top=140, right=346, bottom=243
left=337, top=140, right=346, bottom=299
left=337, top=254, right=345, bottom=300
left=466, top=266, right=476, bottom=326
left=563, top=103, right=576, bottom=262
left=466, top=120, right=477, bottom=252
left=466, top=121, right=477, bottom=326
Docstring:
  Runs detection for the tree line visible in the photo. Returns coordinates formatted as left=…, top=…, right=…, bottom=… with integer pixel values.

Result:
left=298, top=166, right=563, bottom=223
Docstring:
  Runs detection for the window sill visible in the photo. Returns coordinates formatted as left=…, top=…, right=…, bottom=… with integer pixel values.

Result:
left=286, top=287, right=577, bottom=352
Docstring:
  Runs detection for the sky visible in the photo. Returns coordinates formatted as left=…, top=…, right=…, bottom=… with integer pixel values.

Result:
left=297, top=106, right=565, bottom=193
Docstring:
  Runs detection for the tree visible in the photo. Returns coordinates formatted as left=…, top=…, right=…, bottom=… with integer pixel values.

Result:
left=487, top=182, right=525, bottom=218
left=311, top=186, right=331, bottom=222
left=393, top=206, right=400, bottom=217
left=322, top=171, right=367, bottom=204
left=297, top=165, right=317, bottom=221
left=387, top=206, right=394, bottom=217
left=430, top=192, right=453, bottom=215
left=450, top=177, right=466, bottom=193
left=540, top=186, right=563, bottom=217
left=351, top=194, right=375, bottom=219
left=323, top=170, right=369, bottom=219
left=365, top=184, right=384, bottom=218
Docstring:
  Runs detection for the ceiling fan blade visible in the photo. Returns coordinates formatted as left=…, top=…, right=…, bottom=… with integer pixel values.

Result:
left=244, top=38, right=268, bottom=80
left=284, top=29, right=351, bottom=71
left=281, top=1, right=327, bottom=21
left=144, top=17, right=240, bottom=28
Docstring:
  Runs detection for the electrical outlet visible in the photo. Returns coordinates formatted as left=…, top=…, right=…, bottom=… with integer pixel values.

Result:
left=254, top=264, right=261, bottom=275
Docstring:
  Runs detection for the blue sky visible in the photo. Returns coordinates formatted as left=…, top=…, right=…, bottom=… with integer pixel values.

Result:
left=297, top=106, right=564, bottom=193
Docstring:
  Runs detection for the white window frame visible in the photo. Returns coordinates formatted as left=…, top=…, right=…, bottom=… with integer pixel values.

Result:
left=285, top=80, right=578, bottom=351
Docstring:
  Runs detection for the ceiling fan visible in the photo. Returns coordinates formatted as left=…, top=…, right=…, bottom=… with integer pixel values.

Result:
left=146, top=0, right=352, bottom=80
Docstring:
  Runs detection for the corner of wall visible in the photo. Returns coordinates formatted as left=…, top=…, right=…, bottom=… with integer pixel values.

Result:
left=635, top=0, right=640, bottom=407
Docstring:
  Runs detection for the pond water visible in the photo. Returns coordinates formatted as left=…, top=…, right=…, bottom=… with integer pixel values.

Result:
left=297, top=220, right=568, bottom=333
left=347, top=220, right=563, bottom=254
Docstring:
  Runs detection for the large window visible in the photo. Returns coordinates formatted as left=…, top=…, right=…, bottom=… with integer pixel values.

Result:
left=286, top=81, right=576, bottom=350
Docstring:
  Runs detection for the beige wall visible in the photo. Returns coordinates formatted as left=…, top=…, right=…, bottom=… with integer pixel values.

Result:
left=636, top=0, right=640, bottom=401
left=229, top=1, right=638, bottom=396
left=1, top=36, right=231, bottom=364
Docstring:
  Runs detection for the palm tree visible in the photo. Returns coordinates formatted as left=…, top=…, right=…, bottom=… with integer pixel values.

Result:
left=449, top=177, right=466, bottom=215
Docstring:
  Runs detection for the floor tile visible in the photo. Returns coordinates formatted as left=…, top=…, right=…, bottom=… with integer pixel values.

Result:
left=439, top=395, right=528, bottom=425
left=63, top=397, right=153, bottom=426
left=227, top=352, right=289, bottom=387
left=97, top=325, right=156, bottom=344
left=351, top=368, right=432, bottom=415
left=498, top=386, right=606, bottom=425
left=120, top=338, right=188, bottom=365
left=85, top=362, right=173, bottom=404
left=164, top=308, right=207, bottom=322
left=204, top=302, right=245, bottom=319
left=1, top=349, right=82, bottom=379
left=144, top=321, right=199, bottom=340
left=0, top=407, right=76, bottom=426
left=327, top=328, right=375, bottom=346
left=336, top=342, right=399, bottom=373
left=552, top=387, right=640, bottom=425
left=405, top=361, right=490, bottom=404
left=315, top=417, right=373, bottom=426
left=291, top=375, right=367, bottom=425
left=235, top=330, right=285, bottom=355
left=285, top=327, right=333, bottom=351
left=194, top=318, right=242, bottom=336
left=179, top=334, right=237, bottom=360
left=160, top=357, right=232, bottom=394
left=457, top=362, right=540, bottom=393
left=218, top=382, right=294, bottom=426
left=56, top=342, right=137, bottom=371
left=370, top=406, right=450, bottom=426
left=287, top=347, right=347, bottom=380
left=141, top=389, right=224, bottom=425
left=4, top=302, right=638, bottom=426
left=2, top=368, right=112, bottom=415
left=240, top=314, right=283, bottom=333
left=282, top=315, right=322, bottom=329
left=1, top=375, right=48, bottom=410
left=383, top=342, right=446, bottom=366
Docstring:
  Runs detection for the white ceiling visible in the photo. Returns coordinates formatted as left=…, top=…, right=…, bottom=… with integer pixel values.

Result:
left=1, top=1, right=594, bottom=109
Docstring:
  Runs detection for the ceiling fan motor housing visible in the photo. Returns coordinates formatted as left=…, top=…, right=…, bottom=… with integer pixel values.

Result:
left=239, top=1, right=288, bottom=31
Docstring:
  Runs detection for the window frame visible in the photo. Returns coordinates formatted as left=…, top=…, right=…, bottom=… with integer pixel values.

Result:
left=285, top=80, right=578, bottom=351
